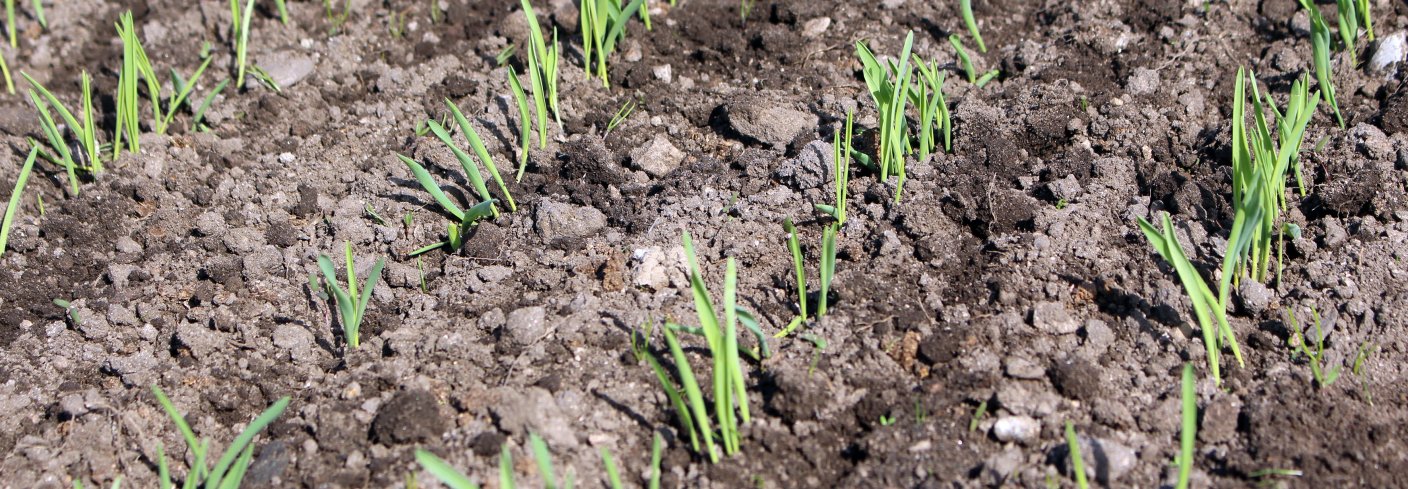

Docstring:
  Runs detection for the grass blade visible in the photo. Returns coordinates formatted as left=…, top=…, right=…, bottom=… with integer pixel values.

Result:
left=444, top=99, right=517, bottom=209
left=0, top=146, right=38, bottom=260
left=960, top=0, right=986, bottom=53
left=1065, top=422, right=1089, bottom=489
left=1176, top=363, right=1196, bottom=489
left=415, top=449, right=481, bottom=489
left=396, top=153, right=466, bottom=221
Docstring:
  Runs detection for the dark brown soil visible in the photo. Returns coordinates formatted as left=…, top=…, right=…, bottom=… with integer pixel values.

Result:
left=1, top=0, right=1407, bottom=487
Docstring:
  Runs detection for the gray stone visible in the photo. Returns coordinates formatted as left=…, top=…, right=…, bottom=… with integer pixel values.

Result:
left=774, top=140, right=833, bottom=190
left=1048, top=175, right=1083, bottom=201
left=1125, top=67, right=1160, bottom=96
left=477, top=265, right=514, bottom=283
left=992, top=415, right=1040, bottom=443
left=802, top=17, right=831, bottom=37
left=723, top=97, right=817, bottom=149
left=59, top=393, right=87, bottom=418
left=1081, top=319, right=1114, bottom=354
left=1067, top=436, right=1137, bottom=484
left=102, top=349, right=158, bottom=387
left=174, top=322, right=224, bottom=358
left=370, top=390, right=447, bottom=444
left=1351, top=123, right=1394, bottom=160
left=1004, top=357, right=1046, bottom=380
left=115, top=236, right=142, bottom=254
left=505, top=306, right=548, bottom=346
left=1031, top=302, right=1079, bottom=335
left=195, top=211, right=227, bottom=237
left=1199, top=396, right=1241, bottom=444
left=491, top=387, right=578, bottom=449
left=258, top=50, right=317, bottom=88
left=1321, top=218, right=1347, bottom=248
left=652, top=64, right=673, bottom=84
left=272, top=323, right=316, bottom=362
left=630, top=134, right=685, bottom=177
left=983, top=447, right=1024, bottom=484
left=1237, top=280, right=1272, bottom=315
left=1370, top=31, right=1407, bottom=73
left=222, top=227, right=265, bottom=254
left=535, top=200, right=607, bottom=243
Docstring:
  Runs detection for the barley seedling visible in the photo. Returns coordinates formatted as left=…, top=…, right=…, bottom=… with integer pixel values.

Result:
left=1220, top=69, right=1318, bottom=300
left=968, top=400, right=987, bottom=432
left=1334, top=0, right=1359, bottom=66
left=0, top=146, right=38, bottom=260
left=640, top=323, right=708, bottom=456
left=499, top=444, right=515, bottom=489
left=150, top=384, right=290, bottom=489
left=1137, top=212, right=1243, bottom=385
left=740, top=0, right=755, bottom=23
left=814, top=110, right=853, bottom=223
left=17, top=71, right=99, bottom=168
left=1064, top=422, right=1089, bottom=489
left=783, top=219, right=807, bottom=323
left=274, top=0, right=289, bottom=24
left=439, top=99, right=517, bottom=205
left=1175, top=363, right=1195, bottom=489
left=855, top=31, right=914, bottom=201
left=817, top=223, right=838, bottom=316
left=230, top=0, right=256, bottom=88
left=600, top=446, right=623, bottom=489
left=528, top=433, right=570, bottom=489
left=5, top=0, right=45, bottom=48
left=1286, top=306, right=1342, bottom=388
left=316, top=242, right=385, bottom=349
left=24, top=86, right=87, bottom=194
left=910, top=61, right=951, bottom=160
left=960, top=0, right=986, bottom=53
left=581, top=0, right=644, bottom=87
left=605, top=98, right=637, bottom=137
left=0, top=46, right=12, bottom=94
left=1299, top=0, right=1345, bottom=128
left=414, top=450, right=479, bottom=489
left=323, top=0, right=352, bottom=35
left=394, top=153, right=498, bottom=255
left=949, top=34, right=999, bottom=86
left=507, top=67, right=533, bottom=170
left=117, top=22, right=221, bottom=138
left=801, top=333, right=826, bottom=375
left=520, top=0, right=562, bottom=130
left=1356, top=0, right=1373, bottom=40
left=775, top=221, right=840, bottom=337
left=648, top=431, right=664, bottom=489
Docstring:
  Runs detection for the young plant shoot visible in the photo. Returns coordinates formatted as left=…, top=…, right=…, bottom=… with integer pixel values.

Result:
left=231, top=0, right=257, bottom=88
left=855, top=31, right=914, bottom=201
left=316, top=242, right=385, bottom=348
left=1299, top=0, right=1345, bottom=128
left=520, top=0, right=562, bottom=130
left=783, top=219, right=807, bottom=323
left=395, top=152, right=499, bottom=255
left=1065, top=422, right=1089, bottom=489
left=150, top=384, right=290, bottom=489
left=1137, top=212, right=1243, bottom=385
left=1287, top=306, right=1342, bottom=388
left=814, top=110, right=853, bottom=223
left=0, top=146, right=38, bottom=260
left=414, top=450, right=480, bottom=489
left=1176, top=363, right=1196, bottom=489
left=580, top=0, right=644, bottom=87
left=1220, top=68, right=1318, bottom=302
left=960, top=0, right=986, bottom=53
left=0, top=46, right=12, bottom=94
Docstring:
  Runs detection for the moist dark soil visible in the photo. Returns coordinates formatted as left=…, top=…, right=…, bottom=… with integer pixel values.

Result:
left=2, top=0, right=1407, bottom=487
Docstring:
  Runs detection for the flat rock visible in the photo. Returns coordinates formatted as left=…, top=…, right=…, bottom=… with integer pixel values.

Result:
left=723, top=96, right=817, bottom=149
left=630, top=134, right=685, bottom=177
left=370, top=390, right=446, bottom=444
left=535, top=200, right=607, bottom=243
left=505, top=306, right=548, bottom=346
left=258, top=50, right=317, bottom=88
left=1031, top=301, right=1079, bottom=334
left=1370, top=31, right=1407, bottom=73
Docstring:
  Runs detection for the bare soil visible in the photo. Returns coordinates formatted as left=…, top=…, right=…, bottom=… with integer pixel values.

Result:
left=1, top=0, right=1407, bottom=487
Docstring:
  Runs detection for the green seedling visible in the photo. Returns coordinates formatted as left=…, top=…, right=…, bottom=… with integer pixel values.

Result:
left=53, top=298, right=81, bottom=325
left=496, top=44, right=517, bottom=66
left=150, top=384, right=289, bottom=489
left=249, top=65, right=281, bottom=91
left=878, top=414, right=896, bottom=426
left=5, top=0, right=45, bottom=47
left=499, top=444, right=515, bottom=489
left=975, top=69, right=1000, bottom=87
left=969, top=400, right=987, bottom=432
left=855, top=31, right=914, bottom=201
left=323, top=0, right=352, bottom=35
left=1, top=45, right=11, bottom=94
left=191, top=79, right=230, bottom=131
left=0, top=146, right=38, bottom=260
left=230, top=0, right=256, bottom=88
left=394, top=153, right=498, bottom=255
left=783, top=219, right=807, bottom=324
left=24, top=91, right=82, bottom=195
left=417, top=256, right=428, bottom=292
left=605, top=98, right=636, bottom=137
left=817, top=223, right=837, bottom=317
left=507, top=67, right=533, bottom=170
left=800, top=333, right=826, bottom=375
left=1175, top=363, right=1196, bottom=489
left=814, top=110, right=853, bottom=223
left=1356, top=0, right=1373, bottom=40
left=648, top=431, right=664, bottom=489
left=960, top=0, right=986, bottom=53
left=430, top=0, right=444, bottom=24
left=1299, top=0, right=1345, bottom=128
left=520, top=0, right=562, bottom=131
left=580, top=0, right=644, bottom=87
left=364, top=203, right=388, bottom=225
left=1065, top=422, right=1089, bottom=489
left=1221, top=69, right=1318, bottom=300
left=913, top=400, right=928, bottom=424
left=948, top=34, right=998, bottom=86
left=1137, top=212, right=1243, bottom=385
left=22, top=73, right=97, bottom=173
left=910, top=61, right=951, bottom=160
left=1334, top=0, right=1359, bottom=66
left=528, top=433, right=568, bottom=489
left=316, top=242, right=385, bottom=349
left=641, top=233, right=753, bottom=462
left=274, top=0, right=289, bottom=24
left=439, top=99, right=517, bottom=204
left=389, top=10, right=408, bottom=39
left=740, top=0, right=755, bottom=23
left=414, top=450, right=480, bottom=489
left=600, top=446, right=623, bottom=489
left=1286, top=306, right=1341, bottom=388
left=73, top=478, right=123, bottom=489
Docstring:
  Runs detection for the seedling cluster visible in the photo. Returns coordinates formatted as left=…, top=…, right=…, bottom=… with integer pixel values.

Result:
left=855, top=31, right=956, bottom=202
left=316, top=242, right=385, bottom=349
left=150, top=384, right=290, bottom=489
left=397, top=99, right=514, bottom=255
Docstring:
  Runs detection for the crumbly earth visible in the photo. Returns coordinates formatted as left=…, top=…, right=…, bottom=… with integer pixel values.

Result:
left=1, top=0, right=1407, bottom=487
